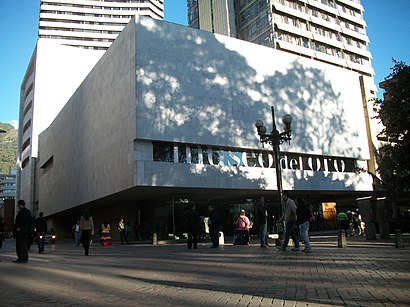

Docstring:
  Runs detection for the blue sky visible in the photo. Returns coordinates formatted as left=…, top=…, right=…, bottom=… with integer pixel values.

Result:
left=0, top=0, right=409, bottom=128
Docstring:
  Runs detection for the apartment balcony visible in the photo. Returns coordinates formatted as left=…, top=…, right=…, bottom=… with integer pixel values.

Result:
left=343, top=43, right=372, bottom=59
left=312, top=33, right=344, bottom=49
left=40, top=13, right=130, bottom=25
left=276, top=40, right=316, bottom=58
left=272, top=1, right=309, bottom=21
left=337, top=0, right=363, bottom=11
left=39, top=29, right=119, bottom=40
left=341, top=26, right=369, bottom=43
left=348, top=61, right=375, bottom=76
left=275, top=21, right=313, bottom=39
left=309, top=15, right=341, bottom=33
left=40, top=20, right=125, bottom=33
left=21, top=146, right=31, bottom=164
left=306, top=0, right=338, bottom=15
left=338, top=10, right=366, bottom=27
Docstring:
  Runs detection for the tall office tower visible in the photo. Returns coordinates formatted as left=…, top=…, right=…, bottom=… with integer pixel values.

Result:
left=39, top=0, right=164, bottom=50
left=188, top=0, right=379, bottom=179
left=17, top=0, right=164, bottom=211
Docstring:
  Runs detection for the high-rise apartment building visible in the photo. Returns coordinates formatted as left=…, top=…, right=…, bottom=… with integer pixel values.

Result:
left=38, top=0, right=164, bottom=49
left=17, top=0, right=164, bottom=212
left=188, top=0, right=373, bottom=76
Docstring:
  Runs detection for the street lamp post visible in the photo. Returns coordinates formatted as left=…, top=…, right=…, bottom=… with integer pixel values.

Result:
left=255, top=106, right=293, bottom=243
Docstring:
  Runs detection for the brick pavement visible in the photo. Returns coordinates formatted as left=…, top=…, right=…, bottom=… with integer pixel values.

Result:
left=0, top=234, right=409, bottom=307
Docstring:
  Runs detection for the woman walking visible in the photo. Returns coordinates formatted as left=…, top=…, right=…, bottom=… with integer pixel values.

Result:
left=100, top=220, right=111, bottom=246
left=80, top=209, right=94, bottom=255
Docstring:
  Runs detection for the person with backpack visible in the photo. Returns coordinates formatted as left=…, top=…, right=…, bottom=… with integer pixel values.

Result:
left=34, top=212, right=48, bottom=254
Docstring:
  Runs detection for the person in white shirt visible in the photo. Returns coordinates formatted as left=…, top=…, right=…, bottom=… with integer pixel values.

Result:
left=277, top=191, right=300, bottom=251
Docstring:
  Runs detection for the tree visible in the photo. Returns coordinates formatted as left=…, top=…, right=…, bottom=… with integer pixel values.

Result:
left=0, top=123, right=18, bottom=173
left=376, top=60, right=410, bottom=193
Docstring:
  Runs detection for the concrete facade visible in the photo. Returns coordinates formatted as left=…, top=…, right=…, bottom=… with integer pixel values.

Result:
left=37, top=17, right=373, bottom=229
left=17, top=0, right=165, bottom=213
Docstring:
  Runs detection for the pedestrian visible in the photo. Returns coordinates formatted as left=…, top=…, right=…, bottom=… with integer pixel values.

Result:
left=198, top=216, right=206, bottom=242
left=337, top=211, right=349, bottom=237
left=185, top=204, right=199, bottom=249
left=277, top=191, right=300, bottom=251
left=72, top=220, right=81, bottom=246
left=347, top=210, right=354, bottom=236
left=34, top=212, right=47, bottom=254
left=125, top=221, right=132, bottom=244
left=100, top=220, right=111, bottom=246
left=0, top=216, right=5, bottom=248
left=233, top=209, right=250, bottom=245
left=256, top=196, right=269, bottom=248
left=80, top=209, right=94, bottom=256
left=134, top=222, right=141, bottom=241
left=208, top=205, right=220, bottom=248
left=118, top=218, right=128, bottom=244
left=13, top=199, right=32, bottom=263
left=296, top=197, right=312, bottom=253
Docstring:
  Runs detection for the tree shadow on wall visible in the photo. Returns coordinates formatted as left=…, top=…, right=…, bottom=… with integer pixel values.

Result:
left=134, top=18, right=367, bottom=190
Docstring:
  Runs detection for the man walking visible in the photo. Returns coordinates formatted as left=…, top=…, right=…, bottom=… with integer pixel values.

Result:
left=256, top=196, right=269, bottom=248
left=208, top=205, right=220, bottom=248
left=34, top=212, right=47, bottom=254
left=277, top=191, right=300, bottom=251
left=13, top=200, right=32, bottom=263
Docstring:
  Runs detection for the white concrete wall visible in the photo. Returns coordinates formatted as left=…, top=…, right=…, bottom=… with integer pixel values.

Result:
left=134, top=17, right=370, bottom=159
left=38, top=21, right=136, bottom=215
left=32, top=40, right=105, bottom=157
left=133, top=17, right=372, bottom=191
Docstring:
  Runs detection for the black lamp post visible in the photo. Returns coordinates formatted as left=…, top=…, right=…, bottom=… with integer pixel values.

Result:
left=255, top=106, right=293, bottom=220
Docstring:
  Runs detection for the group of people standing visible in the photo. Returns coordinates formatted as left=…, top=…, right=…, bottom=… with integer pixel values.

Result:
left=12, top=200, right=51, bottom=263
left=337, top=209, right=364, bottom=237
left=254, top=192, right=311, bottom=252
left=185, top=204, right=220, bottom=249
left=184, top=191, right=312, bottom=252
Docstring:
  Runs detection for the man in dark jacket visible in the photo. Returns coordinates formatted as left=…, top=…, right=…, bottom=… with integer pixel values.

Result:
left=256, top=196, right=269, bottom=248
left=34, top=212, right=48, bottom=254
left=185, top=204, right=199, bottom=249
left=208, top=205, right=220, bottom=248
left=296, top=197, right=312, bottom=252
left=13, top=200, right=32, bottom=263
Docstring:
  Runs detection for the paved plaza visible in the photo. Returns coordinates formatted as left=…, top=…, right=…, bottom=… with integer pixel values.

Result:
left=0, top=233, right=409, bottom=307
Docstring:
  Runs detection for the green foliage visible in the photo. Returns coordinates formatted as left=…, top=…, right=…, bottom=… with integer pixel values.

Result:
left=377, top=60, right=410, bottom=193
left=0, top=123, right=18, bottom=174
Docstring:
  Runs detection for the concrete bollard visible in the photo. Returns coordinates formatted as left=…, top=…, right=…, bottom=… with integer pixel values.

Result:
left=152, top=232, right=158, bottom=245
left=395, top=229, right=404, bottom=248
left=338, top=230, right=347, bottom=248
left=219, top=231, right=225, bottom=245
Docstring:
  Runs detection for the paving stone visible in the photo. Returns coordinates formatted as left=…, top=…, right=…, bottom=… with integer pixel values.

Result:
left=0, top=234, right=409, bottom=306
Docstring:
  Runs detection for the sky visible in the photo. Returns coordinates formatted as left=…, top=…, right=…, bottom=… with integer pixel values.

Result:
left=0, top=0, right=409, bottom=128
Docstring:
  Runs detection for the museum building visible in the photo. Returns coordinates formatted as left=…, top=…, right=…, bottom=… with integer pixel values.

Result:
left=37, top=16, right=376, bottom=240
